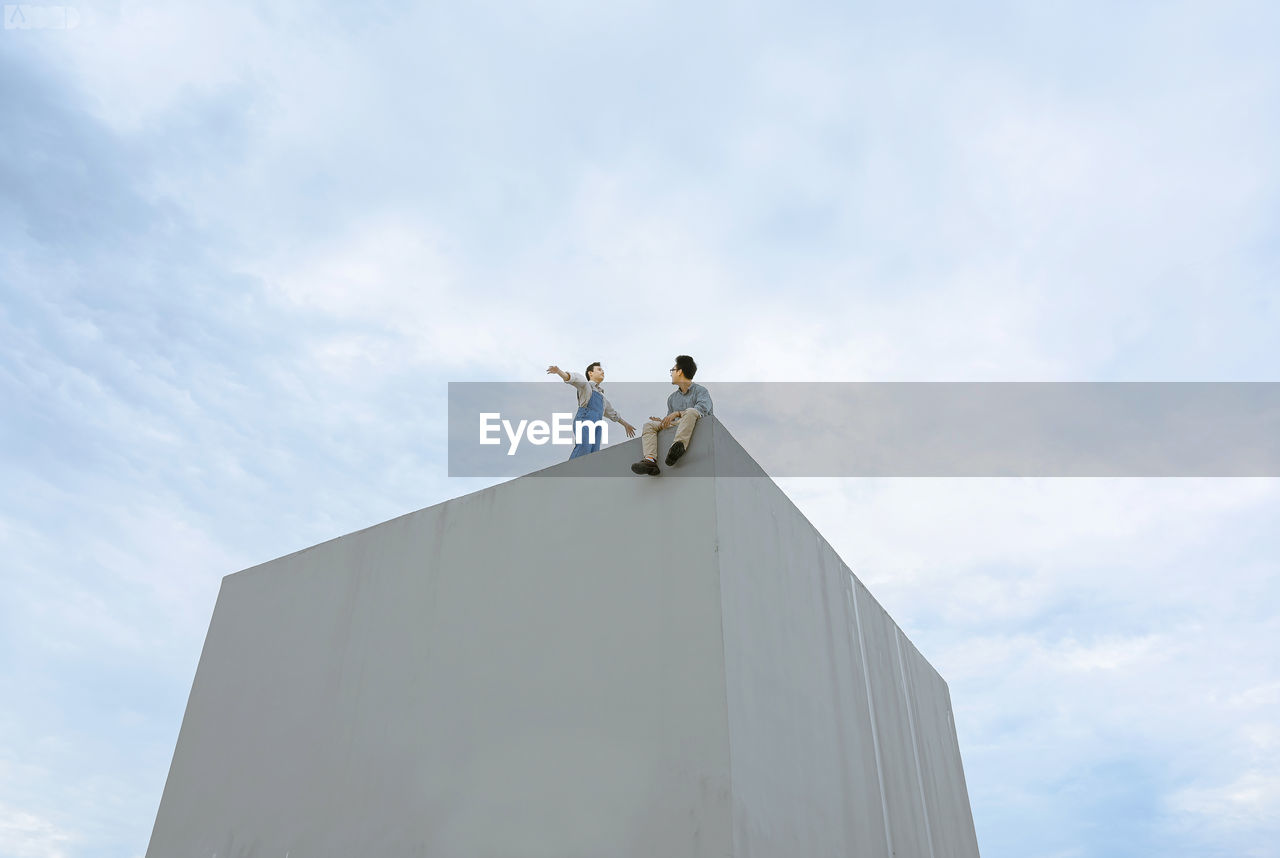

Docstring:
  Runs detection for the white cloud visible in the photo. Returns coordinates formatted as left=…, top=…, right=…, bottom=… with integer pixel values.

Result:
left=265, top=217, right=459, bottom=318
left=1169, top=771, right=1280, bottom=840
left=0, top=803, right=76, bottom=858
left=47, top=3, right=273, bottom=131
left=1053, top=633, right=1165, bottom=672
left=779, top=478, right=1277, bottom=605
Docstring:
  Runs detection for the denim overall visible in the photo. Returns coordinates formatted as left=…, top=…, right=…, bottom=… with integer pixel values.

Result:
left=569, top=389, right=605, bottom=459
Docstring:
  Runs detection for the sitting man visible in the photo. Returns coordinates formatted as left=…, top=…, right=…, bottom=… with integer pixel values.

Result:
left=630, top=354, right=713, bottom=475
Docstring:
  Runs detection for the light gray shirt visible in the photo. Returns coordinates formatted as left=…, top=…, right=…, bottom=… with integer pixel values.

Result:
left=565, top=373, right=626, bottom=424
left=667, top=382, right=713, bottom=418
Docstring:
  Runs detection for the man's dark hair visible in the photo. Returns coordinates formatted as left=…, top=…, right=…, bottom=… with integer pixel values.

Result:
left=585, top=361, right=602, bottom=375
left=674, top=355, right=697, bottom=379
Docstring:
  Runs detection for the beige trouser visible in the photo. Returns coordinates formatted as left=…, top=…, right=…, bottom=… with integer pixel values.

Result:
left=642, top=409, right=700, bottom=460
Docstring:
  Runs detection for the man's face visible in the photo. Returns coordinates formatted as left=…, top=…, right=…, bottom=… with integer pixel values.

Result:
left=670, top=364, right=683, bottom=384
left=589, top=365, right=605, bottom=383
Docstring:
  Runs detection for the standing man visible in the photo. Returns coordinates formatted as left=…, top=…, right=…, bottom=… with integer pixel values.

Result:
left=630, top=355, right=712, bottom=475
left=547, top=362, right=636, bottom=459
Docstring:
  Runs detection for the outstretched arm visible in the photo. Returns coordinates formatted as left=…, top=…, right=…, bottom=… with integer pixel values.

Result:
left=546, top=365, right=570, bottom=382
left=603, top=400, right=637, bottom=438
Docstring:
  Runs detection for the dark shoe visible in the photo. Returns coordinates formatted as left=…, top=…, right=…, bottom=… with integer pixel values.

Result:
left=664, top=441, right=686, bottom=467
left=630, top=458, right=660, bottom=476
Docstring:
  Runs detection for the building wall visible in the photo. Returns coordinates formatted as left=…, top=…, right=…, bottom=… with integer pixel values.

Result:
left=712, top=420, right=979, bottom=858
left=148, top=433, right=734, bottom=858
left=148, top=418, right=978, bottom=858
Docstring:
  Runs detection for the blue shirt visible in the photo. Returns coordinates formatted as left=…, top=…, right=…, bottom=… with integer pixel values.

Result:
left=667, top=382, right=713, bottom=418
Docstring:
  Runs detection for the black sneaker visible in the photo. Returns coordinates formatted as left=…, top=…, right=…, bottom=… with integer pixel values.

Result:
left=664, top=441, right=686, bottom=467
left=630, top=458, right=660, bottom=476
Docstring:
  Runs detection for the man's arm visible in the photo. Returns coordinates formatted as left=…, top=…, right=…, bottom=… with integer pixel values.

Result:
left=656, top=391, right=680, bottom=428
left=603, top=398, right=622, bottom=423
left=550, top=367, right=590, bottom=392
left=690, top=385, right=713, bottom=418
left=603, top=398, right=637, bottom=438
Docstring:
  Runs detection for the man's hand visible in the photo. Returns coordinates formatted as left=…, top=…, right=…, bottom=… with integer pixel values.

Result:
left=546, top=365, right=568, bottom=381
left=650, top=412, right=678, bottom=430
left=622, top=421, right=636, bottom=438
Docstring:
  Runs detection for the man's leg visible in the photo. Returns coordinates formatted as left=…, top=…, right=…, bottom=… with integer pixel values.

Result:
left=631, top=420, right=663, bottom=475
left=641, top=419, right=662, bottom=460
left=674, top=410, right=700, bottom=447
left=665, top=410, right=700, bottom=466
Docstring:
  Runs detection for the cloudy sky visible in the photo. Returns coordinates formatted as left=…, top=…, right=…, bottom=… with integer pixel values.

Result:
left=2, top=0, right=1278, bottom=855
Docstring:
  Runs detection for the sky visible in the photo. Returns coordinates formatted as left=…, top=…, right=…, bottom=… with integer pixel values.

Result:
left=1, top=0, right=1278, bottom=855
